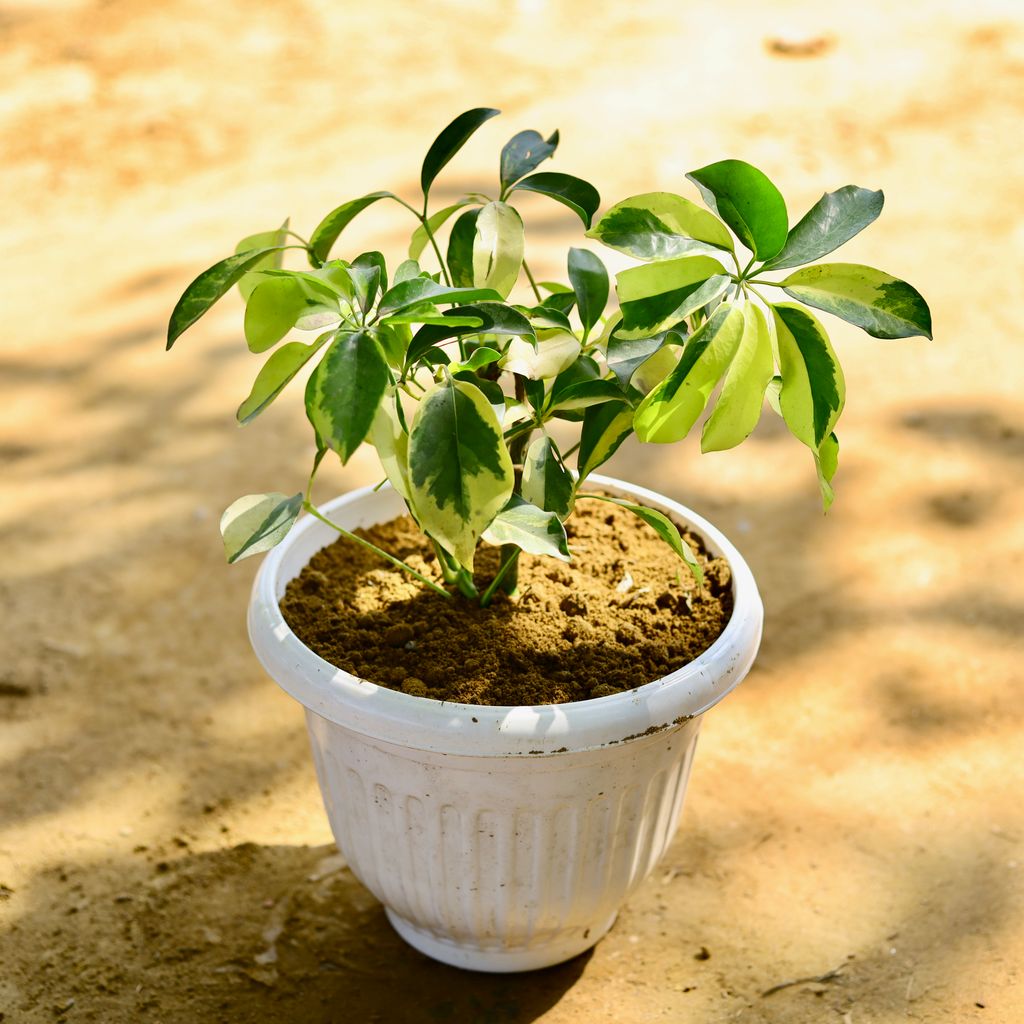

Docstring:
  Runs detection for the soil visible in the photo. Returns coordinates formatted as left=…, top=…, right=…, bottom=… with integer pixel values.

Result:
left=2, top=3, right=1023, bottom=1023
left=280, top=501, right=733, bottom=705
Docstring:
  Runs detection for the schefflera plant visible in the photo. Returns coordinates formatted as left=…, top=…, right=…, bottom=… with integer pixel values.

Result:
left=167, top=108, right=931, bottom=607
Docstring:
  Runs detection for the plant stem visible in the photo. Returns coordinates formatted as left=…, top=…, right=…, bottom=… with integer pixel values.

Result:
left=745, top=278, right=784, bottom=288
left=302, top=501, right=451, bottom=598
left=421, top=199, right=453, bottom=287
left=522, top=259, right=543, bottom=303
left=738, top=255, right=756, bottom=279
left=480, top=551, right=519, bottom=607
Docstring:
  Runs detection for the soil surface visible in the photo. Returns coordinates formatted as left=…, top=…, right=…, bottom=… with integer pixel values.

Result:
left=280, top=502, right=732, bottom=705
left=2, top=2, right=1023, bottom=1023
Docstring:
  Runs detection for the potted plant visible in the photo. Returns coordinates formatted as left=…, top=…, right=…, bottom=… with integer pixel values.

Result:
left=167, top=108, right=931, bottom=972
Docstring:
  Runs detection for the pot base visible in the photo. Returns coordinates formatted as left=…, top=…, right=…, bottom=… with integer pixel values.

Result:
left=384, top=907, right=618, bottom=973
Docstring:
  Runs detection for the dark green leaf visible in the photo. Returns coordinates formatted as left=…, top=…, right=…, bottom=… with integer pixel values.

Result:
left=309, top=192, right=395, bottom=265
left=527, top=306, right=574, bottom=333
left=567, top=247, right=609, bottom=338
left=500, top=129, right=559, bottom=193
left=686, top=159, right=788, bottom=260
left=521, top=436, right=574, bottom=519
left=547, top=377, right=625, bottom=413
left=167, top=247, right=285, bottom=349
left=606, top=331, right=683, bottom=389
left=780, top=263, right=932, bottom=339
left=408, top=377, right=513, bottom=568
left=577, top=400, right=634, bottom=482
left=220, top=492, right=302, bottom=564
left=510, top=172, right=601, bottom=228
left=771, top=303, right=845, bottom=448
left=482, top=495, right=570, bottom=560
left=761, top=186, right=884, bottom=271
left=405, top=301, right=534, bottom=367
left=616, top=255, right=730, bottom=340
left=421, top=107, right=501, bottom=198
left=305, top=330, right=390, bottom=462
left=539, top=290, right=576, bottom=316
left=586, top=192, right=734, bottom=260
left=577, top=495, right=702, bottom=583
left=377, top=278, right=500, bottom=318
left=237, top=331, right=332, bottom=424
left=446, top=208, right=480, bottom=288
left=451, top=346, right=502, bottom=373
left=633, top=303, right=745, bottom=443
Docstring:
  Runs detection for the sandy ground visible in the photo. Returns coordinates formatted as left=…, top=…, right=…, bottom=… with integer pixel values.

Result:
left=1, top=1, right=1022, bottom=1021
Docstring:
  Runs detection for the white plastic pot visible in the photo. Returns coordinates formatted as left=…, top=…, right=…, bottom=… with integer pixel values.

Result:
left=248, top=475, right=763, bottom=972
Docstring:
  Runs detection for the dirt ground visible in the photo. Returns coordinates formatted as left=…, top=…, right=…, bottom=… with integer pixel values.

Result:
left=1, top=1, right=1022, bottom=1021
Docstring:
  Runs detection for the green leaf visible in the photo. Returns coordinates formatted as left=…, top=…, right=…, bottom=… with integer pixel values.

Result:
left=235, top=220, right=289, bottom=299
left=482, top=495, right=570, bottom=560
left=701, top=302, right=773, bottom=452
left=408, top=199, right=480, bottom=260
left=771, top=303, right=845, bottom=448
left=780, top=263, right=932, bottom=339
left=629, top=341, right=685, bottom=396
left=510, top=172, right=601, bottom=228
left=540, top=291, right=576, bottom=316
left=244, top=277, right=333, bottom=353
left=815, top=431, right=840, bottom=511
left=577, top=400, right=635, bottom=481
left=167, top=247, right=286, bottom=349
left=405, top=301, right=534, bottom=367
left=567, top=248, right=609, bottom=338
left=446, top=208, right=480, bottom=288
left=394, top=259, right=422, bottom=284
left=379, top=305, right=483, bottom=328
left=421, top=107, right=501, bottom=198
left=237, top=331, right=332, bottom=424
left=450, top=346, right=502, bottom=374
left=309, top=192, right=395, bottom=265
left=586, top=192, right=734, bottom=260
left=761, top=186, right=884, bottom=271
left=633, top=303, right=745, bottom=443
left=686, top=159, right=788, bottom=260
left=547, top=377, right=625, bottom=412
left=606, top=332, right=677, bottom=389
left=577, top=495, right=703, bottom=584
left=502, top=330, right=581, bottom=380
left=408, top=377, right=514, bottom=569
left=500, top=129, right=559, bottom=192
left=472, top=201, right=525, bottom=299
left=220, top=492, right=302, bottom=564
left=377, top=278, right=500, bottom=318
left=369, top=389, right=412, bottom=500
left=521, top=436, right=574, bottom=519
left=305, top=329, right=390, bottom=462
left=616, top=255, right=730, bottom=340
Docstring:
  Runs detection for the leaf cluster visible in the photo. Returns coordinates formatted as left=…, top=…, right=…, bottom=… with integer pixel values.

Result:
left=168, top=110, right=931, bottom=603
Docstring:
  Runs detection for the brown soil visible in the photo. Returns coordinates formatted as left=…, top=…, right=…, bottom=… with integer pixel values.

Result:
left=2, top=4, right=1023, bottom=1023
left=280, top=501, right=733, bottom=705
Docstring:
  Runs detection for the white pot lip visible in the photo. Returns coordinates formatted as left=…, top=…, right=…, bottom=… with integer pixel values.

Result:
left=248, top=474, right=764, bottom=756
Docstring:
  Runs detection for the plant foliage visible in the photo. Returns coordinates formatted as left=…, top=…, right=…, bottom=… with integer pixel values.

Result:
left=168, top=109, right=931, bottom=603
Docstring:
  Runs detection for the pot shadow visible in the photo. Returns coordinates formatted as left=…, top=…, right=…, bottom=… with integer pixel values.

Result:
left=2, top=842, right=589, bottom=1024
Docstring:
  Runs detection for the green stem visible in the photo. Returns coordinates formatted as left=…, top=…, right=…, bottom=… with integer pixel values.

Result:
left=522, top=259, right=543, bottom=303
left=421, top=200, right=453, bottom=287
left=302, top=501, right=451, bottom=598
left=745, top=283, right=773, bottom=306
left=745, top=278, right=784, bottom=288
left=738, top=255, right=757, bottom=279
left=480, top=551, right=519, bottom=607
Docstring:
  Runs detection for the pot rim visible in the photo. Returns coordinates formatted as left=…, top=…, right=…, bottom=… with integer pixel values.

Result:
left=247, top=474, right=763, bottom=755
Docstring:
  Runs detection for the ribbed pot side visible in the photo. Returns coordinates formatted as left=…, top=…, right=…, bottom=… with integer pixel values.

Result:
left=248, top=476, right=763, bottom=972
